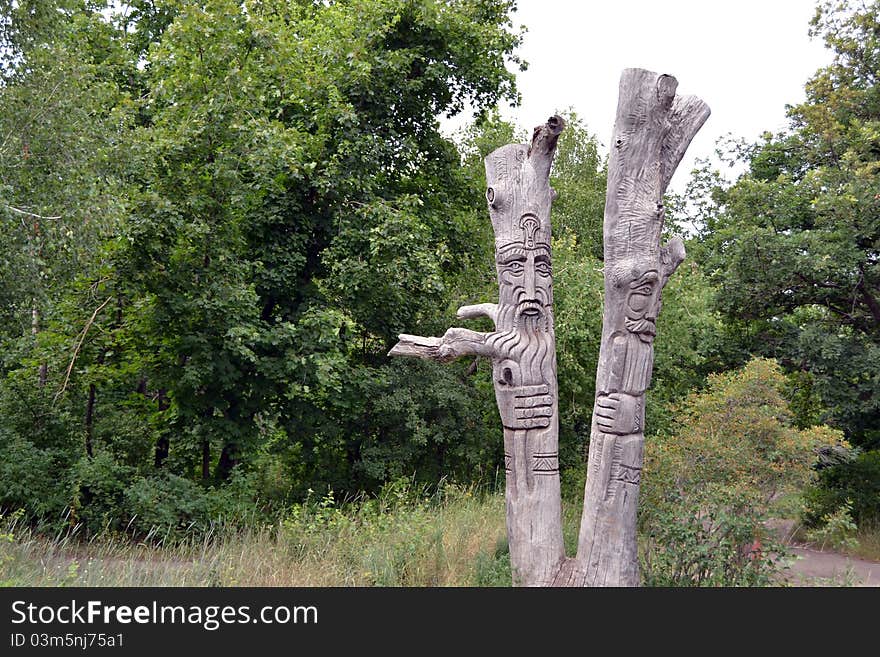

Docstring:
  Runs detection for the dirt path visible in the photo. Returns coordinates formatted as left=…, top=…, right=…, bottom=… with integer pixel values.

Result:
left=767, top=519, right=880, bottom=586
left=779, top=546, right=880, bottom=586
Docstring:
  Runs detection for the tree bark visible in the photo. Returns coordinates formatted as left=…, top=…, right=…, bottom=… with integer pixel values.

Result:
left=154, top=389, right=170, bottom=468
left=389, top=69, right=707, bottom=588
left=390, top=116, right=566, bottom=586
left=84, top=383, right=96, bottom=458
left=202, top=438, right=211, bottom=481
left=565, top=68, right=709, bottom=587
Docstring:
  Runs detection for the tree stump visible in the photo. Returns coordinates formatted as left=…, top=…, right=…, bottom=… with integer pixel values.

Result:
left=564, top=68, right=710, bottom=586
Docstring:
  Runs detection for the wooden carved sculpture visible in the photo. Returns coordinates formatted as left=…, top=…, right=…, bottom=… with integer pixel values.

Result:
left=561, top=69, right=710, bottom=586
left=390, top=115, right=566, bottom=586
left=390, top=69, right=709, bottom=586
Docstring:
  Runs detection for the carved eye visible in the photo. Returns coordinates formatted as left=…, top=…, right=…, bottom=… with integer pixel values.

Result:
left=505, top=261, right=524, bottom=274
left=628, top=294, right=650, bottom=313
left=535, top=261, right=551, bottom=276
left=486, top=187, right=496, bottom=206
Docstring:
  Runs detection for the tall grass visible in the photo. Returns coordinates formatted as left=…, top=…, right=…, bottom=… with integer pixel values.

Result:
left=0, top=479, right=512, bottom=587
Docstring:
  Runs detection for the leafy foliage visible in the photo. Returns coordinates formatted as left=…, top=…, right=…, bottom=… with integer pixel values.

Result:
left=804, top=498, right=861, bottom=551
left=803, top=449, right=880, bottom=526
left=640, top=358, right=842, bottom=585
left=694, top=0, right=880, bottom=448
left=0, top=0, right=527, bottom=530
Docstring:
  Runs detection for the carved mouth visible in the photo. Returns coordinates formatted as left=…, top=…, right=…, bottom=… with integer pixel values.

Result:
left=517, top=301, right=544, bottom=318
left=625, top=317, right=656, bottom=342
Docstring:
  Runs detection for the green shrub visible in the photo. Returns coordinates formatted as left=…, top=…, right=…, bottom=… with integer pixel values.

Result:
left=70, top=452, right=134, bottom=535
left=0, top=434, right=70, bottom=521
left=123, top=474, right=211, bottom=540
left=804, top=499, right=860, bottom=552
left=803, top=450, right=880, bottom=527
left=640, top=358, right=840, bottom=585
left=640, top=485, right=784, bottom=586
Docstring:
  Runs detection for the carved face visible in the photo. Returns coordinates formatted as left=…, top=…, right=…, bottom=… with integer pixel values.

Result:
left=624, top=269, right=661, bottom=343
left=488, top=215, right=556, bottom=428
left=495, top=239, right=552, bottom=326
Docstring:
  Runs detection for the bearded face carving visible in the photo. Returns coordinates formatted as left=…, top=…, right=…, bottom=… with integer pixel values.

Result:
left=489, top=213, right=555, bottom=431
left=624, top=269, right=660, bottom=343
left=594, top=256, right=670, bottom=436
left=387, top=117, right=567, bottom=587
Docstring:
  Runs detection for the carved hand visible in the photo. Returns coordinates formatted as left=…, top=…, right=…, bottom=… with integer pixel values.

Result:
left=595, top=392, right=642, bottom=435
left=495, top=383, right=553, bottom=430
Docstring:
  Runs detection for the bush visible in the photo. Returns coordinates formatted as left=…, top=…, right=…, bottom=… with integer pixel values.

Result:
left=0, top=370, right=83, bottom=527
left=640, top=486, right=783, bottom=587
left=804, top=499, right=860, bottom=552
left=70, top=451, right=134, bottom=535
left=0, top=434, right=70, bottom=521
left=803, top=450, right=880, bottom=527
left=123, top=474, right=212, bottom=540
left=640, top=358, right=841, bottom=585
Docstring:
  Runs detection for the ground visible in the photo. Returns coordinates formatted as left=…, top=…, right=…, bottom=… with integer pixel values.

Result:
left=783, top=546, right=880, bottom=586
left=768, top=519, right=880, bottom=586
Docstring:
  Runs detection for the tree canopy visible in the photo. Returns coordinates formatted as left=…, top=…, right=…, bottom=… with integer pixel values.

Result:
left=694, top=0, right=880, bottom=448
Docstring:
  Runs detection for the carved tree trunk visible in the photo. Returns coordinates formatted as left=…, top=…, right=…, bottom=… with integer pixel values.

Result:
left=389, top=69, right=708, bottom=587
left=390, top=116, right=567, bottom=586
left=562, top=68, right=710, bottom=587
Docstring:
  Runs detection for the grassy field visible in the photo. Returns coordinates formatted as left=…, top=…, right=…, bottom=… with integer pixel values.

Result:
left=0, top=482, right=521, bottom=587
left=3, top=479, right=875, bottom=587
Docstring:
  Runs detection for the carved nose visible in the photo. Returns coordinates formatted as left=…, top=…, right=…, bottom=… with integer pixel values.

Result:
left=524, top=264, right=536, bottom=300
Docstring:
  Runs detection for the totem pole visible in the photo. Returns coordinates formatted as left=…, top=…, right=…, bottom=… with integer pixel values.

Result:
left=390, top=69, right=708, bottom=587
left=390, top=116, right=566, bottom=586
left=560, top=69, right=710, bottom=586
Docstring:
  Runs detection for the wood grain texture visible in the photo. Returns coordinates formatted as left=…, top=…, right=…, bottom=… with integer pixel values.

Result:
left=390, top=117, right=567, bottom=586
left=572, top=68, right=709, bottom=587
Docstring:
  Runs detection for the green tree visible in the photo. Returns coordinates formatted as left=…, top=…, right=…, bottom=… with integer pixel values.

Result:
left=640, top=358, right=843, bottom=585
left=695, top=0, right=880, bottom=447
left=120, top=0, right=524, bottom=494
left=0, top=0, right=145, bottom=530
left=0, top=0, right=527, bottom=529
left=548, top=111, right=607, bottom=259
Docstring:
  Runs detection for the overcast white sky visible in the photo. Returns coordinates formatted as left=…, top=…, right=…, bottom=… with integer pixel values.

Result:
left=447, top=0, right=834, bottom=192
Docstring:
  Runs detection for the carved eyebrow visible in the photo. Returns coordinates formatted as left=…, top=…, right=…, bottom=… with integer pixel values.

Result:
left=496, top=245, right=552, bottom=265
left=497, top=247, right=527, bottom=264
left=532, top=244, right=551, bottom=257
left=629, top=271, right=659, bottom=288
left=495, top=242, right=526, bottom=265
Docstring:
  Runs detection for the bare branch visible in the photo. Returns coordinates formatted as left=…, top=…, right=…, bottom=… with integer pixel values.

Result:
left=4, top=205, right=62, bottom=220
left=661, top=95, right=712, bottom=192
left=388, top=328, right=495, bottom=362
left=528, top=115, right=566, bottom=178
left=456, top=303, right=498, bottom=326
left=53, top=296, right=113, bottom=405
left=660, top=236, right=687, bottom=285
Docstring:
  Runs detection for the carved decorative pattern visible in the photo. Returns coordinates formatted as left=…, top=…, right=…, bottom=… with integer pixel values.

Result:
left=532, top=452, right=559, bottom=474
left=612, top=463, right=642, bottom=486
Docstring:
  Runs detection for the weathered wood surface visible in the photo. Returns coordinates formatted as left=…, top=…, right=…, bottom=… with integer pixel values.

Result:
left=390, top=69, right=708, bottom=587
left=563, top=68, right=710, bottom=587
left=390, top=116, right=566, bottom=586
